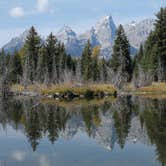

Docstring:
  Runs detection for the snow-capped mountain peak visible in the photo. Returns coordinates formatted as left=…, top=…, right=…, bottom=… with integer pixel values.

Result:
left=95, top=15, right=116, bottom=45
left=56, top=26, right=81, bottom=56
left=2, top=16, right=154, bottom=58
left=57, top=25, right=77, bottom=37
left=2, top=29, right=29, bottom=54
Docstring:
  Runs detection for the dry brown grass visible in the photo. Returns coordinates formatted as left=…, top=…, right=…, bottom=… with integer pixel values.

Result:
left=41, top=84, right=116, bottom=95
left=11, top=83, right=116, bottom=96
left=138, top=82, right=166, bottom=94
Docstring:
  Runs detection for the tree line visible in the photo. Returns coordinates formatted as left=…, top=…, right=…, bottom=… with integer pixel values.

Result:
left=0, top=7, right=165, bottom=90
left=133, top=7, right=166, bottom=87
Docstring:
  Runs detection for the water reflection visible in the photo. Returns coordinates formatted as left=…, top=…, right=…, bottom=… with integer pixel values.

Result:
left=0, top=96, right=166, bottom=166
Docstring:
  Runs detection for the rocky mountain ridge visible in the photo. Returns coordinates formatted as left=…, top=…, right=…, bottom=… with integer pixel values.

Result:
left=2, top=16, right=155, bottom=58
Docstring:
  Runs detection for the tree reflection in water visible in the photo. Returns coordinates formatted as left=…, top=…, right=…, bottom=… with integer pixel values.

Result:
left=0, top=96, right=166, bottom=165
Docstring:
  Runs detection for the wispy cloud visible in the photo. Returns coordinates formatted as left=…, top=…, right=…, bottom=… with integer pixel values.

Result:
left=39, top=155, right=50, bottom=166
left=9, top=7, right=25, bottom=18
left=11, top=150, right=26, bottom=162
left=36, top=0, right=50, bottom=13
left=9, top=0, right=55, bottom=18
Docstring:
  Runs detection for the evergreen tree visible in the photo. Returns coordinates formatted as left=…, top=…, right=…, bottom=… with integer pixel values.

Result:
left=24, top=26, right=41, bottom=83
left=45, top=33, right=58, bottom=81
left=100, top=58, right=108, bottom=82
left=60, top=43, right=67, bottom=72
left=92, top=46, right=100, bottom=82
left=81, top=40, right=92, bottom=81
left=9, top=52, right=23, bottom=83
left=135, top=7, right=166, bottom=86
left=141, top=32, right=158, bottom=79
left=110, top=25, right=132, bottom=88
left=53, top=42, right=61, bottom=82
left=0, top=50, right=6, bottom=76
left=155, top=7, right=166, bottom=81
left=36, top=45, right=48, bottom=83
left=0, top=50, right=10, bottom=97
left=133, top=44, right=145, bottom=87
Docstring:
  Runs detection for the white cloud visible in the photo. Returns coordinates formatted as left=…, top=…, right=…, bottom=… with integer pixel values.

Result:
left=39, top=155, right=50, bottom=166
left=9, top=0, right=54, bottom=18
left=37, top=0, right=50, bottom=13
left=9, top=7, right=25, bottom=18
left=11, top=150, right=26, bottom=162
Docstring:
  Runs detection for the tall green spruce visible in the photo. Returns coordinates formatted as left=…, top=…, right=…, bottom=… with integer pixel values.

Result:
left=110, top=24, right=132, bottom=88
left=0, top=50, right=10, bottom=96
left=155, top=7, right=166, bottom=81
left=100, top=58, right=108, bottom=82
left=9, top=52, right=23, bottom=83
left=0, top=50, right=6, bottom=77
left=91, top=46, right=100, bottom=82
left=81, top=40, right=92, bottom=82
left=36, top=45, right=48, bottom=83
left=24, top=26, right=41, bottom=83
left=45, top=33, right=58, bottom=82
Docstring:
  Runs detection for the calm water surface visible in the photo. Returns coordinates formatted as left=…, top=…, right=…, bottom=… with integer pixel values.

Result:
left=0, top=96, right=165, bottom=166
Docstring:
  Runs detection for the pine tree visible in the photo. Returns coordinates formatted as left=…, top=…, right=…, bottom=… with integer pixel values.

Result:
left=36, top=45, right=48, bottom=83
left=24, top=26, right=41, bottom=83
left=45, top=33, right=58, bottom=81
left=0, top=50, right=6, bottom=76
left=60, top=43, right=67, bottom=71
left=132, top=44, right=153, bottom=87
left=133, top=45, right=144, bottom=77
left=9, top=51, right=23, bottom=83
left=53, top=42, right=61, bottom=82
left=155, top=7, right=166, bottom=81
left=81, top=40, right=92, bottom=81
left=92, top=46, right=100, bottom=82
left=100, top=58, right=108, bottom=83
left=0, top=50, right=10, bottom=96
left=142, top=32, right=158, bottom=76
left=60, top=50, right=70, bottom=83
left=110, top=25, right=132, bottom=88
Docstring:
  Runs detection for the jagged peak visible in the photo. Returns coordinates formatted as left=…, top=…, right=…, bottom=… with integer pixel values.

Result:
left=90, top=26, right=96, bottom=33
left=97, top=15, right=114, bottom=25
left=95, top=14, right=116, bottom=33
left=19, top=29, right=30, bottom=39
left=57, top=25, right=76, bottom=36
left=102, top=14, right=113, bottom=21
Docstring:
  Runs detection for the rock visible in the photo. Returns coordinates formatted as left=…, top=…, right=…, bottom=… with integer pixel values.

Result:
left=47, top=95, right=53, bottom=98
left=21, top=91, right=39, bottom=97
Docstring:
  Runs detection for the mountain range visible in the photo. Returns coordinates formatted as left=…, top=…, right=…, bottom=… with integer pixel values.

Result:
left=2, top=15, right=155, bottom=58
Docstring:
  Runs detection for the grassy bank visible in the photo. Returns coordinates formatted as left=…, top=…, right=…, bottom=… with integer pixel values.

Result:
left=11, top=83, right=117, bottom=99
left=124, top=82, right=166, bottom=97
left=11, top=82, right=166, bottom=99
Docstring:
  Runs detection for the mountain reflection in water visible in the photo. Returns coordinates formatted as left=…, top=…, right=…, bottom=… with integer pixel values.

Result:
left=0, top=96, right=165, bottom=166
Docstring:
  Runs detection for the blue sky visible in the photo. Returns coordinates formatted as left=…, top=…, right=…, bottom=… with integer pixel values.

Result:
left=0, top=0, right=165, bottom=47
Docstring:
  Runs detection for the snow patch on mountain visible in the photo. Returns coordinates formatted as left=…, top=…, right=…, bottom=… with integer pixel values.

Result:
left=56, top=25, right=82, bottom=56
left=124, top=18, right=155, bottom=48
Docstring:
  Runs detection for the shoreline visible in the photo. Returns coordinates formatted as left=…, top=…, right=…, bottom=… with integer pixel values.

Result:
left=9, top=82, right=166, bottom=100
left=10, top=84, right=117, bottom=100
